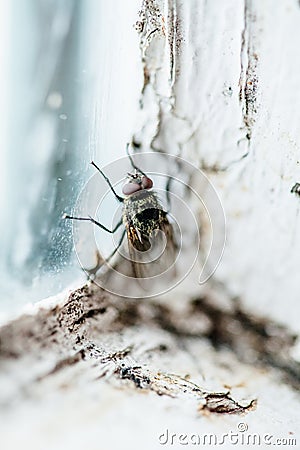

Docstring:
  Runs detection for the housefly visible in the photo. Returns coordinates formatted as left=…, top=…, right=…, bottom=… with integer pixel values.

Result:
left=64, top=145, right=177, bottom=280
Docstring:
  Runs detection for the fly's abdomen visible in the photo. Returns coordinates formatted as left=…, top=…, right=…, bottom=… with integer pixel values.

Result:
left=123, top=191, right=167, bottom=252
left=133, top=208, right=161, bottom=234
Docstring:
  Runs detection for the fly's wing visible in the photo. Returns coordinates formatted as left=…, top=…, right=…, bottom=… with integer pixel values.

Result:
left=125, top=224, right=146, bottom=279
left=127, top=223, right=151, bottom=253
left=126, top=216, right=177, bottom=282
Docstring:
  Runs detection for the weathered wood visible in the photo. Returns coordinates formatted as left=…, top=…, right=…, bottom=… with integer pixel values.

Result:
left=0, top=284, right=299, bottom=449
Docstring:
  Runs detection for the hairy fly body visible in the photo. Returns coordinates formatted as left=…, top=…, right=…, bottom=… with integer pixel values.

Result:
left=122, top=177, right=175, bottom=278
left=64, top=146, right=176, bottom=280
left=123, top=190, right=169, bottom=252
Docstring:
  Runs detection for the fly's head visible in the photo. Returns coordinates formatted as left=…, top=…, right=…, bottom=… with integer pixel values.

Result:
left=122, top=171, right=153, bottom=196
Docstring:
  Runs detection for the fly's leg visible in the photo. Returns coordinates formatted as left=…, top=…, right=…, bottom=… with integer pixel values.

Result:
left=104, top=228, right=126, bottom=264
left=85, top=228, right=127, bottom=279
left=63, top=214, right=122, bottom=234
left=84, top=249, right=103, bottom=278
left=165, top=176, right=172, bottom=213
left=63, top=214, right=125, bottom=278
left=163, top=175, right=179, bottom=252
left=126, top=143, right=147, bottom=177
left=90, top=161, right=124, bottom=203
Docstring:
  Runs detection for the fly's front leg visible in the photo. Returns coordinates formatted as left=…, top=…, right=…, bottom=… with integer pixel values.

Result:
left=90, top=161, right=124, bottom=203
left=63, top=214, right=122, bottom=234
left=126, top=143, right=147, bottom=177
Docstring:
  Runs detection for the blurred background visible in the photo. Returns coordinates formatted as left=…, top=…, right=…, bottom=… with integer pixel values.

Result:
left=0, top=0, right=141, bottom=319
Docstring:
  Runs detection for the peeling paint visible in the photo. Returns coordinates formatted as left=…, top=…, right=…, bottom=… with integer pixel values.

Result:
left=239, top=0, right=259, bottom=142
left=1, top=284, right=299, bottom=395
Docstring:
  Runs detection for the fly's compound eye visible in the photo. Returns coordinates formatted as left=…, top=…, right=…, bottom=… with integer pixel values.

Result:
left=141, top=176, right=153, bottom=190
left=122, top=182, right=141, bottom=195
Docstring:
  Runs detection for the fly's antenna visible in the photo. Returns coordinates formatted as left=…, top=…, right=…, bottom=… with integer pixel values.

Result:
left=90, top=161, right=124, bottom=202
left=126, top=143, right=147, bottom=177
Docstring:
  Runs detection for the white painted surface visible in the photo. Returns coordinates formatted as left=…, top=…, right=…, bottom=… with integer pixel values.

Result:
left=137, top=0, right=300, bottom=332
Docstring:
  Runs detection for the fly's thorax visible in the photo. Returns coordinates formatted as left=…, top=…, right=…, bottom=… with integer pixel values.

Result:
left=122, top=189, right=166, bottom=234
left=123, top=189, right=162, bottom=214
